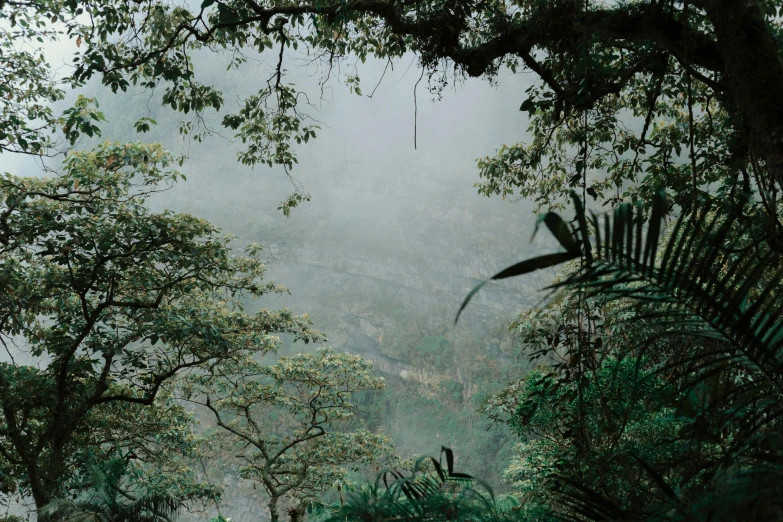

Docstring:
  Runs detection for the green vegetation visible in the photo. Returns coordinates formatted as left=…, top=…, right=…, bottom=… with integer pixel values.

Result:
left=3, top=0, right=783, bottom=521
left=0, top=141, right=322, bottom=510
left=40, top=456, right=184, bottom=522
left=180, top=349, right=393, bottom=522
left=466, top=189, right=783, bottom=519
left=324, top=448, right=518, bottom=522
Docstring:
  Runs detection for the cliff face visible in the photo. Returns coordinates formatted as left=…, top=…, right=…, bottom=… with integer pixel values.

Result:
left=149, top=142, right=554, bottom=505
left=132, top=62, right=545, bottom=402
left=239, top=161, right=554, bottom=397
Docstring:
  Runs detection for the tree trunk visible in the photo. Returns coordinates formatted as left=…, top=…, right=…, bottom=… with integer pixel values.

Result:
left=269, top=495, right=280, bottom=522
left=705, top=0, right=783, bottom=188
left=29, top=443, right=66, bottom=512
left=29, top=468, right=51, bottom=513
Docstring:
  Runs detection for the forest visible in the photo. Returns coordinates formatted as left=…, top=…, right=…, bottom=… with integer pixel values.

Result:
left=1, top=0, right=783, bottom=520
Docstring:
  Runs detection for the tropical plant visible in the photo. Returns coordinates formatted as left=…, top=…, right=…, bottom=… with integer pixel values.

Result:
left=465, top=190, right=783, bottom=519
left=40, top=454, right=181, bottom=522
left=478, top=288, right=696, bottom=519
left=324, top=447, right=516, bottom=522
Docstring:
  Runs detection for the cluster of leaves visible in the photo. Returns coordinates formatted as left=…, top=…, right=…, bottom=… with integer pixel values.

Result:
left=0, top=3, right=66, bottom=155
left=475, top=30, right=735, bottom=213
left=0, top=4, right=115, bottom=156
left=322, top=447, right=517, bottom=522
left=491, top=361, right=685, bottom=520
left=10, top=0, right=776, bottom=220
left=40, top=454, right=187, bottom=522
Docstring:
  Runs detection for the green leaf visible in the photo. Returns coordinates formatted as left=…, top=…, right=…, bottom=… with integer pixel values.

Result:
left=455, top=252, right=577, bottom=322
left=455, top=280, right=489, bottom=323
left=492, top=252, right=578, bottom=280
left=535, top=213, right=580, bottom=255
left=570, top=191, right=592, bottom=264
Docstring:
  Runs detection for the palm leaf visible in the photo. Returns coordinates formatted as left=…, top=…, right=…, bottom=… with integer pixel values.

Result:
left=331, top=447, right=503, bottom=522
left=463, top=190, right=783, bottom=390
left=41, top=456, right=181, bottom=522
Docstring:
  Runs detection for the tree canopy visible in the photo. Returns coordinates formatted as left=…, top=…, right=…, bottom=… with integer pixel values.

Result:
left=5, top=0, right=783, bottom=217
left=0, top=140, right=321, bottom=509
left=183, top=349, right=393, bottom=522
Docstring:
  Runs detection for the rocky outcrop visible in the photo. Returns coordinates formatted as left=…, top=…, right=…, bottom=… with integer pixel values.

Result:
left=249, top=167, right=548, bottom=400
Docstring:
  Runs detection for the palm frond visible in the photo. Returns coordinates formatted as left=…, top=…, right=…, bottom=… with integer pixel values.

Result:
left=461, top=191, right=783, bottom=389
left=570, top=193, right=783, bottom=391
left=460, top=191, right=783, bottom=519
left=329, top=447, right=506, bottom=522
left=41, top=456, right=181, bottom=522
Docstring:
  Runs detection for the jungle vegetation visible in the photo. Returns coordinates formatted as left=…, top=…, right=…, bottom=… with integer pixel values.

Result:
left=2, top=0, right=783, bottom=521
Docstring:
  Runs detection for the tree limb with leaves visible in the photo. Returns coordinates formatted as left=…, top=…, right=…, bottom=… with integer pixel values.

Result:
left=181, top=349, right=393, bottom=522
left=0, top=140, right=323, bottom=510
left=5, top=0, right=783, bottom=218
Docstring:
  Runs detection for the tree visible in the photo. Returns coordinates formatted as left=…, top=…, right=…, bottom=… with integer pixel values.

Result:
left=483, top=294, right=707, bottom=519
left=6, top=0, right=783, bottom=218
left=181, top=349, right=393, bottom=522
left=0, top=0, right=108, bottom=157
left=0, top=140, right=323, bottom=510
left=7, top=0, right=783, bottom=518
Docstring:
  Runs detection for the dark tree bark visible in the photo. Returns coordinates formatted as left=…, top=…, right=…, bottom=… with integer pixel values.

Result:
left=703, top=0, right=783, bottom=188
left=269, top=494, right=281, bottom=522
left=28, top=467, right=50, bottom=512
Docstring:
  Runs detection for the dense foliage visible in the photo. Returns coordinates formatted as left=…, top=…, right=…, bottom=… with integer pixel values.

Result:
left=325, top=448, right=516, bottom=522
left=40, top=456, right=183, bottom=522
left=465, top=190, right=783, bottom=519
left=4, top=0, right=783, bottom=521
left=6, top=0, right=783, bottom=214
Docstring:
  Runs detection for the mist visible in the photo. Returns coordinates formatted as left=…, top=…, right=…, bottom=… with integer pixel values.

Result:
left=1, top=51, right=557, bottom=520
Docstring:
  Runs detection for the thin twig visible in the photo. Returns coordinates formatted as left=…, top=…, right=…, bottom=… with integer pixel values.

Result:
left=368, top=57, right=393, bottom=98
left=414, top=67, right=424, bottom=150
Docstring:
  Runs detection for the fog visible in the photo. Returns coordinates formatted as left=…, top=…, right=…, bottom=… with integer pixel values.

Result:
left=2, top=51, right=560, bottom=519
